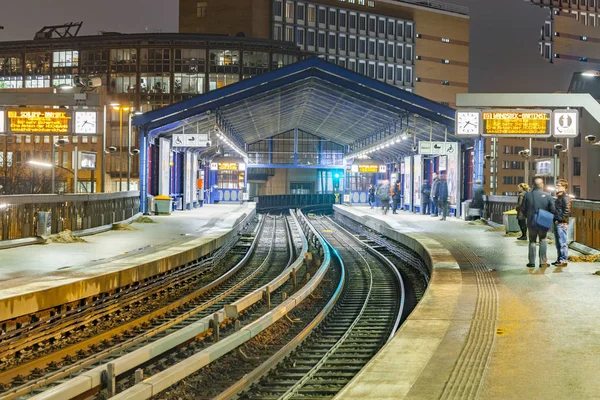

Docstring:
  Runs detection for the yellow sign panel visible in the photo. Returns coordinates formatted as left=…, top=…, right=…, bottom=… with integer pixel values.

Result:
left=218, top=162, right=239, bottom=171
left=8, top=110, right=71, bottom=134
left=482, top=110, right=551, bottom=137
left=358, top=165, right=379, bottom=173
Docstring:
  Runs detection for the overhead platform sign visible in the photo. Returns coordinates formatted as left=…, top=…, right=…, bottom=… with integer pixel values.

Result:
left=419, top=141, right=458, bottom=155
left=455, top=109, right=579, bottom=138
left=172, top=133, right=211, bottom=148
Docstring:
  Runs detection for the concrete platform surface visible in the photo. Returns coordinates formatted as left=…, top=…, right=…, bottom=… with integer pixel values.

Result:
left=0, top=204, right=255, bottom=321
left=333, top=205, right=600, bottom=400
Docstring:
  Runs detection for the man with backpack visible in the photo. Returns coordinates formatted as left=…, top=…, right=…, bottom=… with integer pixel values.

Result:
left=522, top=176, right=556, bottom=268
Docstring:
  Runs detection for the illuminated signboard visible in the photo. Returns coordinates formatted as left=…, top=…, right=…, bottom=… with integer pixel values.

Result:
left=218, top=162, right=239, bottom=171
left=0, top=110, right=5, bottom=133
left=8, top=110, right=71, bottom=134
left=358, top=165, right=379, bottom=173
left=78, top=151, right=97, bottom=170
left=482, top=109, right=551, bottom=137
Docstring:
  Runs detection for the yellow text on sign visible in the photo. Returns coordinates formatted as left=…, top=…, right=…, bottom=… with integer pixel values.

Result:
left=8, top=110, right=71, bottom=133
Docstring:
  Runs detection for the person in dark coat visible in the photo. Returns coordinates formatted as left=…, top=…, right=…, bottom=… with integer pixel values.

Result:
left=552, top=179, right=571, bottom=267
left=368, top=184, right=376, bottom=209
left=522, top=176, right=556, bottom=268
left=391, top=180, right=402, bottom=214
left=470, top=179, right=485, bottom=219
left=421, top=179, right=431, bottom=215
left=515, top=183, right=529, bottom=240
left=430, top=173, right=439, bottom=217
left=434, top=172, right=449, bottom=221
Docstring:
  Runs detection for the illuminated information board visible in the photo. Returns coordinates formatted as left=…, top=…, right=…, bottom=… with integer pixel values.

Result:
left=8, top=110, right=71, bottom=133
left=482, top=110, right=551, bottom=137
left=218, top=162, right=240, bottom=171
left=358, top=165, right=379, bottom=173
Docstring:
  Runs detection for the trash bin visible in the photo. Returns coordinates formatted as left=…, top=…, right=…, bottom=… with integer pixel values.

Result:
left=154, top=195, right=173, bottom=215
left=503, top=209, right=520, bottom=233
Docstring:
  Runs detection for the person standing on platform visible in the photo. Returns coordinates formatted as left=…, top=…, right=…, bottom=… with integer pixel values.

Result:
left=435, top=173, right=449, bottom=221
left=421, top=179, right=431, bottom=215
left=391, top=180, right=402, bottom=214
left=470, top=179, right=485, bottom=220
left=552, top=179, right=571, bottom=267
left=377, top=180, right=391, bottom=215
left=522, top=176, right=555, bottom=268
left=368, top=184, right=376, bottom=209
left=430, top=173, right=439, bottom=217
left=515, top=183, right=529, bottom=241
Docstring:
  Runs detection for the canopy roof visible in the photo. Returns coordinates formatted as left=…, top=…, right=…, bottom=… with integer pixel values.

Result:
left=133, top=57, right=458, bottom=161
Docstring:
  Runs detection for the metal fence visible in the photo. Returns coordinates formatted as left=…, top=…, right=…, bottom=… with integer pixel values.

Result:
left=256, top=194, right=336, bottom=213
left=0, top=191, right=140, bottom=241
left=486, top=195, right=600, bottom=250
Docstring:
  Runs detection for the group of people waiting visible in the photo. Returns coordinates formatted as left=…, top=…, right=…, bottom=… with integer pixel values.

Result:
left=367, top=171, right=451, bottom=220
left=516, top=176, right=571, bottom=268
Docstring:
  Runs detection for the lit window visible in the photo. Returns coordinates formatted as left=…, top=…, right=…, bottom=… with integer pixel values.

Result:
left=415, top=33, right=421, bottom=38
left=442, top=59, right=450, bottom=64
left=415, top=77, right=421, bottom=82
left=441, top=80, right=450, bottom=85
left=442, top=38, right=450, bottom=43
left=415, top=55, right=421, bottom=60
left=368, top=1, right=375, bottom=6
left=359, top=0, right=365, bottom=5
left=196, top=2, right=207, bottom=18
left=581, top=36, right=588, bottom=41
left=579, top=56, right=588, bottom=61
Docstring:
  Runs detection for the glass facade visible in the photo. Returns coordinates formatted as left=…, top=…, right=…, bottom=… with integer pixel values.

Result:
left=272, top=0, right=414, bottom=88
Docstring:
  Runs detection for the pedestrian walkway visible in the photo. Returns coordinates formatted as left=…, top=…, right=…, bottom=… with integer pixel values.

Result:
left=0, top=204, right=255, bottom=322
left=333, top=205, right=600, bottom=400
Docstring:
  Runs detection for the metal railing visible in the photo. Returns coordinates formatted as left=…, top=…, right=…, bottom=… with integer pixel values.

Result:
left=486, top=195, right=600, bottom=250
left=399, top=0, right=469, bottom=15
left=0, top=191, right=140, bottom=241
left=256, top=194, right=336, bottom=213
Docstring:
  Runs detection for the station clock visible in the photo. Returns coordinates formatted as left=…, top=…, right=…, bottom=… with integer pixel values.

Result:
left=456, top=110, right=481, bottom=136
left=74, top=111, right=97, bottom=134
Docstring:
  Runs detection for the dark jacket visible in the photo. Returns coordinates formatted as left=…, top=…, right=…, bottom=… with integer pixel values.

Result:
left=392, top=183, right=402, bottom=200
left=435, top=179, right=449, bottom=202
left=377, top=185, right=390, bottom=201
left=516, top=190, right=526, bottom=220
left=431, top=178, right=440, bottom=198
left=522, top=187, right=555, bottom=225
left=368, top=187, right=375, bottom=199
left=471, top=185, right=485, bottom=209
left=554, top=191, right=570, bottom=223
left=421, top=183, right=431, bottom=198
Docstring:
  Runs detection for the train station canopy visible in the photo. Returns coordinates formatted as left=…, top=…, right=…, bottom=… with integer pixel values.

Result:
left=133, top=57, right=458, bottom=162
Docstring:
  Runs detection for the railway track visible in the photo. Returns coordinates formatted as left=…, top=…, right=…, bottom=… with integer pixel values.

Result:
left=233, top=215, right=404, bottom=399
left=0, top=215, right=298, bottom=399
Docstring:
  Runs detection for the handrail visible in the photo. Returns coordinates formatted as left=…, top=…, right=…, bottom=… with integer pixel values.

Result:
left=107, top=209, right=331, bottom=400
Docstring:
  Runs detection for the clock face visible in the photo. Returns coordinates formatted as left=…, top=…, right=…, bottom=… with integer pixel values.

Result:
left=75, top=111, right=97, bottom=134
left=456, top=111, right=480, bottom=136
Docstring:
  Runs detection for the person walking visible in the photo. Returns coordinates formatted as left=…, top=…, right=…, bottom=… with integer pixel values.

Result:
left=430, top=173, right=439, bottom=217
left=377, top=180, right=391, bottom=215
left=470, top=179, right=485, bottom=220
left=421, top=179, right=431, bottom=215
left=392, top=180, right=402, bottom=214
left=522, top=176, right=556, bottom=268
left=368, top=184, right=376, bottom=209
left=515, top=183, right=529, bottom=241
left=552, top=179, right=571, bottom=267
left=435, top=172, right=449, bottom=221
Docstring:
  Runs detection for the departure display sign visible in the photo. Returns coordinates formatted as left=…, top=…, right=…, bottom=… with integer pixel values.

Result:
left=8, top=110, right=71, bottom=133
left=481, top=110, right=551, bottom=137
left=218, top=162, right=240, bottom=171
left=358, top=165, right=379, bottom=173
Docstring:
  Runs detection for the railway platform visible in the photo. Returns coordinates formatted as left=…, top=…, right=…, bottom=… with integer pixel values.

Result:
left=0, top=203, right=255, bottom=322
left=333, top=205, right=600, bottom=400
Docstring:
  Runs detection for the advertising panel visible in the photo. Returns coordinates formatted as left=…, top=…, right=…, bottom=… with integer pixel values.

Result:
left=447, top=151, right=460, bottom=207
left=78, top=151, right=97, bottom=170
left=413, top=155, right=422, bottom=208
left=192, top=153, right=198, bottom=202
left=159, top=138, right=171, bottom=196
left=185, top=152, right=192, bottom=205
left=403, top=156, right=411, bottom=207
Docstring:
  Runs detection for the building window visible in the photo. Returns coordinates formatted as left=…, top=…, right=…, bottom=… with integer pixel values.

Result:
left=359, top=38, right=367, bottom=54
left=368, top=0, right=375, bottom=6
left=329, top=9, right=337, bottom=26
left=348, top=59, right=356, bottom=71
left=286, top=1, right=294, bottom=19
left=297, top=28, right=305, bottom=46
left=378, top=18, right=386, bottom=35
left=405, top=44, right=413, bottom=61
left=358, top=60, right=366, bottom=75
left=396, top=66, right=403, bottom=83
left=387, top=42, right=394, bottom=58
left=349, top=13, right=357, bottom=29
left=308, top=5, right=316, bottom=23
left=573, top=157, right=581, bottom=176
left=573, top=185, right=581, bottom=198
left=318, top=7, right=326, bottom=24
left=349, top=36, right=356, bottom=52
left=368, top=39, right=376, bottom=56
left=368, top=16, right=376, bottom=34
left=368, top=62, right=376, bottom=78
left=318, top=32, right=326, bottom=48
left=339, top=35, right=347, bottom=51
left=338, top=58, right=346, bottom=68
left=397, top=21, right=404, bottom=38
left=307, top=29, right=316, bottom=46
left=274, top=24, right=283, bottom=40
left=328, top=33, right=336, bottom=49
left=359, top=15, right=367, bottom=31
left=359, top=0, right=365, bottom=4
left=377, top=64, right=384, bottom=80
left=387, top=20, right=395, bottom=36
left=387, top=65, right=394, bottom=80
left=197, top=2, right=207, bottom=17
left=396, top=43, right=404, bottom=60
left=286, top=26, right=294, bottom=42
left=297, top=3, right=305, bottom=21
left=274, top=0, right=283, bottom=17
left=405, top=66, right=412, bottom=84
left=339, top=11, right=347, bottom=28
left=378, top=41, right=385, bottom=57
left=442, top=38, right=450, bottom=43
left=406, top=23, right=413, bottom=39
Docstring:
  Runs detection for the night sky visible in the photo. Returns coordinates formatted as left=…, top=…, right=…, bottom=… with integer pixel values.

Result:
left=0, top=0, right=582, bottom=93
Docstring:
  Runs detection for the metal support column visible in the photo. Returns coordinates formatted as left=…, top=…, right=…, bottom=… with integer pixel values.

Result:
left=139, top=129, right=148, bottom=214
